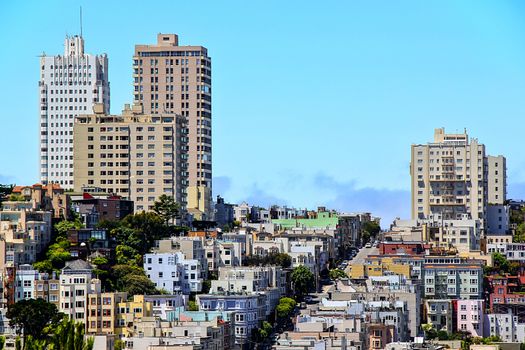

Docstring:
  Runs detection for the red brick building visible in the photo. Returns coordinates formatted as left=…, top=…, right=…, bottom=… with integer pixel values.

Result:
left=378, top=241, right=430, bottom=256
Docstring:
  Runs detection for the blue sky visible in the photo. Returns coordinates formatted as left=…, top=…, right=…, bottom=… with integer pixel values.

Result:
left=2, top=1, right=525, bottom=225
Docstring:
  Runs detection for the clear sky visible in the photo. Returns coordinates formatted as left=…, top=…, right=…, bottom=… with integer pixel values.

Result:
left=2, top=1, right=525, bottom=225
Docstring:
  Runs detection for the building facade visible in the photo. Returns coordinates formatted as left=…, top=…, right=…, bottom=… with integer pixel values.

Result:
left=39, top=35, right=110, bottom=188
left=457, top=299, right=484, bottom=337
left=73, top=103, right=188, bottom=212
left=410, top=128, right=501, bottom=229
left=487, top=155, right=507, bottom=204
left=144, top=252, right=203, bottom=294
left=133, top=33, right=212, bottom=216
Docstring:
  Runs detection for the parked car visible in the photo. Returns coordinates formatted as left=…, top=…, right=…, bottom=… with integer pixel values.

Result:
left=365, top=243, right=372, bottom=248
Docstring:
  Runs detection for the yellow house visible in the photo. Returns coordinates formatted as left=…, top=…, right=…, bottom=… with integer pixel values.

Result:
left=350, top=260, right=411, bottom=279
left=115, top=295, right=153, bottom=337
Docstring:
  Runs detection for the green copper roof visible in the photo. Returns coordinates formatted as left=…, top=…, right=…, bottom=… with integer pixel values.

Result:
left=272, top=212, right=338, bottom=229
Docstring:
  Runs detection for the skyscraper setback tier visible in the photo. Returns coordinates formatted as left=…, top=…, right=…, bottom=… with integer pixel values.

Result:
left=133, top=34, right=212, bottom=216
left=39, top=35, right=110, bottom=189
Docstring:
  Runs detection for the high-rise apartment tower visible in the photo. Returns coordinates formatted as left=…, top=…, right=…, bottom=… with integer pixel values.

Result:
left=39, top=35, right=110, bottom=189
left=133, top=34, right=212, bottom=217
left=411, top=128, right=509, bottom=231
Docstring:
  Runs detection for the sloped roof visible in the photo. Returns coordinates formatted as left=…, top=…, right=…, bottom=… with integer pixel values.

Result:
left=63, top=259, right=93, bottom=271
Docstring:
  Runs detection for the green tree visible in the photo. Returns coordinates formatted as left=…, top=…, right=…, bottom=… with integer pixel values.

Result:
left=46, top=239, right=73, bottom=269
left=276, top=297, right=296, bottom=318
left=7, top=299, right=63, bottom=340
left=362, top=221, right=381, bottom=237
left=120, top=211, right=169, bottom=255
left=152, top=194, right=181, bottom=225
left=95, top=219, right=121, bottom=231
left=256, top=321, right=273, bottom=341
left=48, top=318, right=94, bottom=350
left=109, top=264, right=156, bottom=296
left=202, top=280, right=212, bottom=294
left=115, top=244, right=141, bottom=266
left=91, top=256, right=108, bottom=266
left=8, top=194, right=25, bottom=202
left=328, top=269, right=348, bottom=280
left=362, top=231, right=371, bottom=244
left=273, top=253, right=292, bottom=268
left=437, top=330, right=449, bottom=340
left=54, top=219, right=83, bottom=239
left=422, top=323, right=437, bottom=340
left=114, top=340, right=124, bottom=350
left=33, top=260, right=54, bottom=274
left=0, top=336, right=5, bottom=350
left=510, top=206, right=525, bottom=225
left=121, top=273, right=157, bottom=296
left=0, top=184, right=14, bottom=198
left=188, top=300, right=199, bottom=311
left=514, top=222, right=525, bottom=243
left=490, top=252, right=520, bottom=275
left=291, top=265, right=315, bottom=297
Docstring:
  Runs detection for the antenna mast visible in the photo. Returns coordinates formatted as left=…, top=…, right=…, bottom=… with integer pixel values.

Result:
left=80, top=6, right=83, bottom=37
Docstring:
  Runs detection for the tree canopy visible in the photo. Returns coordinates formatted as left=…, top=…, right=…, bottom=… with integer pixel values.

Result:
left=328, top=269, right=348, bottom=280
left=7, top=299, right=63, bottom=339
left=290, top=265, right=315, bottom=297
left=152, top=194, right=181, bottom=225
left=20, top=318, right=93, bottom=350
left=485, top=252, right=520, bottom=275
left=276, top=297, right=296, bottom=318
left=243, top=253, right=292, bottom=268
left=362, top=221, right=381, bottom=236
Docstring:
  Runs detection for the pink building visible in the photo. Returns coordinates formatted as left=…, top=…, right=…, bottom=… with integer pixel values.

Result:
left=457, top=299, right=484, bottom=337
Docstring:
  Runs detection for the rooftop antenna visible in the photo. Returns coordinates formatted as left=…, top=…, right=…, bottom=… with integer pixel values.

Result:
left=80, top=6, right=83, bottom=37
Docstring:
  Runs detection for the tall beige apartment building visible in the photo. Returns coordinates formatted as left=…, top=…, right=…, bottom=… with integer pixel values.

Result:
left=133, top=34, right=212, bottom=217
left=411, top=128, right=488, bottom=226
left=487, top=155, right=507, bottom=204
left=73, top=104, right=188, bottom=212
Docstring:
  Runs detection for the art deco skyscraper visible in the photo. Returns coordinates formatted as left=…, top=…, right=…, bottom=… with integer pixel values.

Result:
left=133, top=34, right=212, bottom=217
left=39, top=35, right=110, bottom=189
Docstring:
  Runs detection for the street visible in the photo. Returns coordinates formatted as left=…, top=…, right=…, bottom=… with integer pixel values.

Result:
left=345, top=246, right=379, bottom=275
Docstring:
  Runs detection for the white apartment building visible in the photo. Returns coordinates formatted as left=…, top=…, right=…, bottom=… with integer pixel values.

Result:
left=484, top=313, right=519, bottom=342
left=14, top=264, right=38, bottom=301
left=155, top=237, right=207, bottom=279
left=411, top=128, right=506, bottom=230
left=59, top=259, right=93, bottom=324
left=429, top=215, right=482, bottom=252
left=211, top=266, right=286, bottom=295
left=143, top=294, right=187, bottom=320
left=504, top=243, right=525, bottom=261
left=39, top=35, right=110, bottom=188
left=144, top=252, right=202, bottom=294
